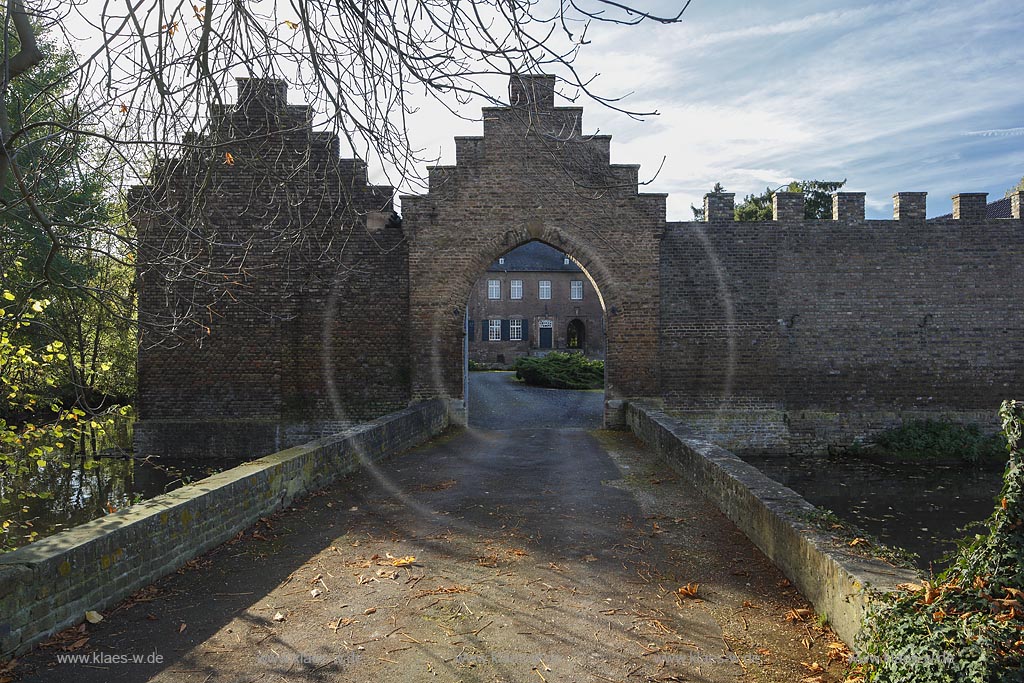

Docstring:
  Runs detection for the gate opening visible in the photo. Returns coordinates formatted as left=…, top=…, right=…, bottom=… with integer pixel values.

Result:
left=463, top=241, right=606, bottom=429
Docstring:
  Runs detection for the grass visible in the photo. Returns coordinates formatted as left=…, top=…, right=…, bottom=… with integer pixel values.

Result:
left=851, top=419, right=1007, bottom=466
left=513, top=352, right=604, bottom=390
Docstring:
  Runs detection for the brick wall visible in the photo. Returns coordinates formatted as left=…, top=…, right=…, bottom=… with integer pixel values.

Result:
left=133, top=79, right=411, bottom=456
left=468, top=268, right=606, bottom=366
left=133, top=77, right=1024, bottom=455
left=660, top=191, right=1024, bottom=450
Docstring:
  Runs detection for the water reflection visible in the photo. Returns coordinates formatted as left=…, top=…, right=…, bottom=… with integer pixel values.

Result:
left=1, top=417, right=237, bottom=551
left=741, top=453, right=1004, bottom=572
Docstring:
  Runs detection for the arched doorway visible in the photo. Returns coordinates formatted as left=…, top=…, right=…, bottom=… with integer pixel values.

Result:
left=402, top=74, right=663, bottom=427
left=567, top=319, right=586, bottom=351
left=463, top=241, right=606, bottom=428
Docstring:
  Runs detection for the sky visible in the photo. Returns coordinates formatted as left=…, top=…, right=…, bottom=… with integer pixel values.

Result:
left=394, top=0, right=1024, bottom=220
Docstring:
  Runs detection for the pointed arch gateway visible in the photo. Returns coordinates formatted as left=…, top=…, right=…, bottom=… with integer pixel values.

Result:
left=402, top=75, right=663, bottom=427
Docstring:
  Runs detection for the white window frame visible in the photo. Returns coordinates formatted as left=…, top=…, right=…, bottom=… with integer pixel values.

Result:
left=488, top=319, right=501, bottom=341
left=539, top=280, right=551, bottom=300
left=570, top=280, right=583, bottom=300
left=498, top=257, right=505, bottom=265
left=487, top=279, right=501, bottom=300
left=510, top=319, right=523, bottom=341
left=564, top=256, right=571, bottom=265
left=510, top=279, right=523, bottom=300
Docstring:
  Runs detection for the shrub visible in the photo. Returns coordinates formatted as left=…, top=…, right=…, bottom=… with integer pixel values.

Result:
left=513, top=352, right=604, bottom=390
left=859, top=419, right=1006, bottom=465
left=854, top=400, right=1024, bottom=681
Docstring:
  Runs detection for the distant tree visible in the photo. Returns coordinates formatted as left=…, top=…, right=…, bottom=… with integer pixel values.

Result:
left=691, top=180, right=846, bottom=221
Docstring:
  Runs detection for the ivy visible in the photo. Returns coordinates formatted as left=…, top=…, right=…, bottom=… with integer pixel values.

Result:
left=855, top=400, right=1024, bottom=681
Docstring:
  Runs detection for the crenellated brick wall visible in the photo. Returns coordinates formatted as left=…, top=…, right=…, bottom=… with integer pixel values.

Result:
left=660, top=191, right=1024, bottom=451
left=133, top=76, right=1024, bottom=457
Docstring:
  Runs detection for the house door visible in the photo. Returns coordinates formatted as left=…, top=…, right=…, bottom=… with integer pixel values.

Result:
left=539, top=320, right=553, bottom=349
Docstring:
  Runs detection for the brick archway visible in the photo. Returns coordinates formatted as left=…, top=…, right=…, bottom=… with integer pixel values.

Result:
left=403, top=75, right=664, bottom=426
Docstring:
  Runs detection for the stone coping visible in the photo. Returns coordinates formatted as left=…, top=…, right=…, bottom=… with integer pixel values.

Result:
left=626, top=402, right=920, bottom=647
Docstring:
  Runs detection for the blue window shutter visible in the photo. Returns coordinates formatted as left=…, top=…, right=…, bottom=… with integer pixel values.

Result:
left=501, top=319, right=510, bottom=341
left=468, top=319, right=475, bottom=340
left=522, top=318, right=529, bottom=342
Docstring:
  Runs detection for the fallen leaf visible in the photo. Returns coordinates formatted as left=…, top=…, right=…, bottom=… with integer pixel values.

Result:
left=896, top=582, right=923, bottom=592
left=676, top=583, right=699, bottom=599
left=582, top=554, right=598, bottom=562
left=67, top=637, right=89, bottom=651
left=310, top=588, right=322, bottom=598
left=224, top=152, right=235, bottom=165
left=272, top=612, right=285, bottom=622
left=849, top=537, right=870, bottom=547
left=364, top=607, right=377, bottom=615
left=178, top=623, right=187, bottom=633
left=84, top=610, right=103, bottom=624
left=390, top=555, right=417, bottom=567
left=801, top=661, right=825, bottom=673
left=785, top=608, right=812, bottom=622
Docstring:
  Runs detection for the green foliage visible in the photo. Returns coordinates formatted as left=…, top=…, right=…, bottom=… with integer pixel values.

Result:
left=1, top=23, right=136, bottom=408
left=856, top=420, right=1006, bottom=466
left=855, top=400, right=1024, bottom=681
left=468, top=360, right=484, bottom=371
left=513, top=352, right=604, bottom=390
left=0, top=289, right=127, bottom=551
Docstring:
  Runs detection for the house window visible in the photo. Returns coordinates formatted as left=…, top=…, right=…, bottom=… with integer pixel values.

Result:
left=510, top=319, right=523, bottom=341
left=487, top=279, right=500, bottom=299
left=498, top=257, right=505, bottom=265
left=539, top=280, right=551, bottom=299
left=510, top=280, right=523, bottom=300
left=563, top=255, right=570, bottom=265
left=570, top=280, right=583, bottom=300
left=488, top=319, right=501, bottom=341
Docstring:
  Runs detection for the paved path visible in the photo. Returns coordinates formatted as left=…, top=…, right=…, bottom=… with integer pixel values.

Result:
left=467, top=371, right=604, bottom=430
left=14, top=380, right=849, bottom=682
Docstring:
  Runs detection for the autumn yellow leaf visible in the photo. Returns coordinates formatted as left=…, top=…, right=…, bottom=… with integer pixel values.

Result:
left=119, top=103, right=128, bottom=113
left=391, top=555, right=416, bottom=567
left=84, top=610, right=104, bottom=624
left=224, top=152, right=235, bottom=165
left=283, top=20, right=299, bottom=29
left=163, top=21, right=178, bottom=36
left=192, top=4, right=205, bottom=19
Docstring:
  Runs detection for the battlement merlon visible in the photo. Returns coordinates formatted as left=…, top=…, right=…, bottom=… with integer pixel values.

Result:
left=893, top=192, right=927, bottom=221
left=833, top=192, right=866, bottom=221
left=510, top=74, right=557, bottom=109
left=703, top=192, right=735, bottom=223
left=1012, top=191, right=1024, bottom=219
left=772, top=191, right=804, bottom=221
left=952, top=193, right=988, bottom=221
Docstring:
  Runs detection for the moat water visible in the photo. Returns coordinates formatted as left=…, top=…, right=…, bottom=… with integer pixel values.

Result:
left=740, top=452, right=1004, bottom=572
left=0, top=417, right=235, bottom=552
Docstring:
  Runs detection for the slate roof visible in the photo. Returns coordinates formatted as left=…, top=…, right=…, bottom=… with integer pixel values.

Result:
left=487, top=241, right=582, bottom=272
left=931, top=196, right=1013, bottom=220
